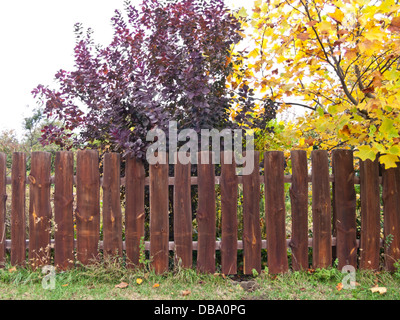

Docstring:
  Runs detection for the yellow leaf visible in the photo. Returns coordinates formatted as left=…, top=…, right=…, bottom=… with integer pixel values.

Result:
left=237, top=7, right=248, bottom=18
left=364, top=28, right=387, bottom=42
left=380, top=154, right=399, bottom=169
left=248, top=48, right=259, bottom=59
left=317, top=21, right=333, bottom=33
left=355, top=145, right=376, bottom=162
left=136, top=278, right=143, bottom=285
left=328, top=9, right=344, bottom=24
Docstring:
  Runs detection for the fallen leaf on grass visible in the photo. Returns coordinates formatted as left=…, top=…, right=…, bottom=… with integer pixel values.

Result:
left=370, top=287, right=387, bottom=294
left=181, top=290, right=191, bottom=296
left=136, top=278, right=143, bottom=285
left=8, top=267, right=16, bottom=273
left=153, top=283, right=160, bottom=288
left=336, top=283, right=343, bottom=291
left=62, top=284, right=69, bottom=287
left=115, top=282, right=129, bottom=289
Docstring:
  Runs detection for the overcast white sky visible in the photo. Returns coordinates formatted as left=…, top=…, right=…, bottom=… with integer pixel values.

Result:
left=0, top=0, right=253, bottom=140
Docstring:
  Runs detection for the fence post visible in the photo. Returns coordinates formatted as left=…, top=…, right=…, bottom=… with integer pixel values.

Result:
left=382, top=163, right=400, bottom=272
left=125, top=156, right=145, bottom=267
left=359, top=158, right=380, bottom=270
left=28, top=152, right=52, bottom=269
left=311, top=150, right=332, bottom=269
left=197, top=151, right=216, bottom=273
left=76, top=150, right=100, bottom=265
left=242, top=151, right=261, bottom=275
left=220, top=151, right=238, bottom=275
left=102, top=153, right=123, bottom=259
left=289, top=150, right=309, bottom=271
left=332, top=149, right=357, bottom=269
left=149, top=152, right=169, bottom=274
left=54, top=151, right=75, bottom=270
left=0, top=153, right=6, bottom=268
left=11, top=152, right=26, bottom=267
left=173, top=152, right=193, bottom=269
left=264, top=151, right=288, bottom=274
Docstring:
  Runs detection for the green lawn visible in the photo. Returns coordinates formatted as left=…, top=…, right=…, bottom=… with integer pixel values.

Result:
left=0, top=259, right=399, bottom=301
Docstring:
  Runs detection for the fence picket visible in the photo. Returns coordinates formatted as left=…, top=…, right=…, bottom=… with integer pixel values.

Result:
left=149, top=152, right=169, bottom=274
left=125, top=156, right=145, bottom=267
left=0, top=153, right=6, bottom=268
left=242, top=151, right=261, bottom=274
left=264, top=151, right=288, bottom=274
left=11, top=152, right=26, bottom=266
left=102, top=153, right=123, bottom=258
left=332, top=149, right=357, bottom=269
left=311, top=150, right=332, bottom=269
left=197, top=151, right=216, bottom=273
left=220, top=151, right=238, bottom=275
left=382, top=164, right=400, bottom=271
left=54, top=151, right=75, bottom=270
left=289, top=150, right=309, bottom=271
left=359, top=158, right=381, bottom=270
left=173, top=153, right=192, bottom=269
left=76, top=150, right=100, bottom=265
left=28, top=152, right=52, bottom=269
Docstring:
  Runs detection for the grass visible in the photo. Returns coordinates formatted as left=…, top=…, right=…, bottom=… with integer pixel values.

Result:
left=0, top=256, right=400, bottom=300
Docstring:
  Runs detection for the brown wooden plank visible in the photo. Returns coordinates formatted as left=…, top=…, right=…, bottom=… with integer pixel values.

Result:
left=264, top=151, right=288, bottom=274
left=28, top=152, right=52, bottom=269
left=102, top=153, right=123, bottom=259
left=76, top=150, right=100, bottom=265
left=311, top=150, right=332, bottom=269
left=332, top=149, right=357, bottom=269
left=149, top=152, right=169, bottom=274
left=0, top=153, right=6, bottom=268
left=382, top=163, right=400, bottom=272
left=242, top=151, right=261, bottom=275
left=173, top=152, right=193, bottom=269
left=289, top=150, right=309, bottom=271
left=197, top=151, right=216, bottom=273
left=54, top=151, right=75, bottom=270
left=359, top=158, right=381, bottom=270
left=11, top=152, right=27, bottom=266
left=125, top=156, right=145, bottom=267
left=220, top=151, right=238, bottom=275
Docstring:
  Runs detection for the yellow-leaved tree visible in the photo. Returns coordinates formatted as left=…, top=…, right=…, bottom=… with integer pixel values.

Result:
left=230, top=0, right=400, bottom=168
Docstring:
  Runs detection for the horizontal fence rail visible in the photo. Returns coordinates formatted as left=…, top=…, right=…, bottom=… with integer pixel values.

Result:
left=0, top=149, right=399, bottom=274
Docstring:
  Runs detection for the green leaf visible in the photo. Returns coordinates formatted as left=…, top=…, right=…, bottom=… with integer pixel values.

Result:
left=388, top=145, right=400, bottom=156
left=380, top=118, right=399, bottom=139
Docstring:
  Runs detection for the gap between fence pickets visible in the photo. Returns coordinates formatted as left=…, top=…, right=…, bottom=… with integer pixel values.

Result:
left=5, top=175, right=377, bottom=186
left=4, top=238, right=385, bottom=251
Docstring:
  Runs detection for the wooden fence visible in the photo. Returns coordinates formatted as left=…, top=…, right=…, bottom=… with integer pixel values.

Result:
left=0, top=149, right=399, bottom=274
